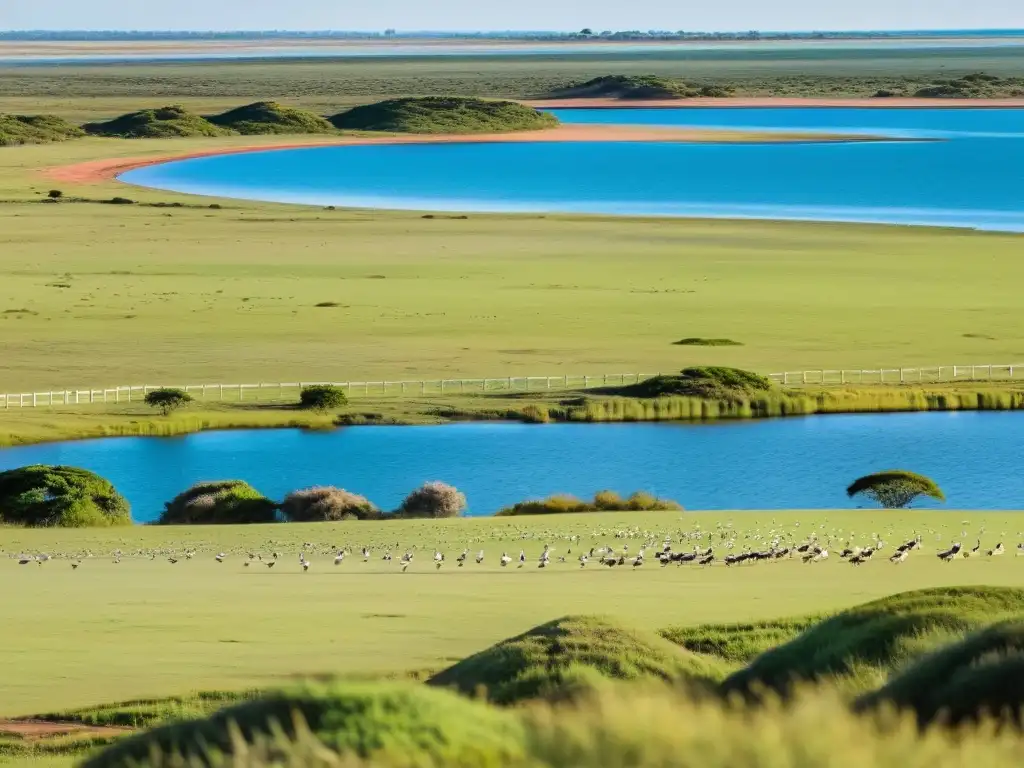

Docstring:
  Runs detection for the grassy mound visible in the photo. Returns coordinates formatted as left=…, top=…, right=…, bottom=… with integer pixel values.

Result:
left=673, top=337, right=743, bottom=347
left=612, top=366, right=773, bottom=400
left=82, top=681, right=524, bottom=768
left=914, top=72, right=1024, bottom=98
left=549, top=74, right=735, bottom=100
left=496, top=490, right=682, bottom=517
left=158, top=480, right=277, bottom=525
left=428, top=615, right=725, bottom=704
left=721, top=587, right=1024, bottom=698
left=329, top=97, right=558, bottom=134
left=208, top=101, right=335, bottom=135
left=0, top=113, right=84, bottom=146
left=661, top=614, right=825, bottom=665
left=858, top=621, right=1024, bottom=727
left=0, top=464, right=130, bottom=527
left=83, top=105, right=233, bottom=138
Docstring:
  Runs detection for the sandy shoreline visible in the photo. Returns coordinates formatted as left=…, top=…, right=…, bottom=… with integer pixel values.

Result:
left=45, top=124, right=874, bottom=186
left=530, top=97, right=1024, bottom=109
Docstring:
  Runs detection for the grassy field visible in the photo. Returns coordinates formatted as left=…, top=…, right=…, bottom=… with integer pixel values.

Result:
left=1, top=136, right=1023, bottom=395
left=1, top=509, right=1023, bottom=720
left=4, top=45, right=1024, bottom=119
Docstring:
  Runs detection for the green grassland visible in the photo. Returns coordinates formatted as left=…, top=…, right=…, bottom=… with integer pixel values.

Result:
left=4, top=45, right=1024, bottom=120
left=2, top=137, right=1023, bottom=395
left=1, top=509, right=1022, bottom=718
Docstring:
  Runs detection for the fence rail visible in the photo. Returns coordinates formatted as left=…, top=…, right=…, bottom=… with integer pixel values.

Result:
left=767, top=364, right=1024, bottom=387
left=0, top=373, right=658, bottom=409
left=3, top=364, right=1023, bottom=409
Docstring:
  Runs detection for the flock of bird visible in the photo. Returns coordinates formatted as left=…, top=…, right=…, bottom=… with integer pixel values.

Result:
left=7, top=519, right=1024, bottom=574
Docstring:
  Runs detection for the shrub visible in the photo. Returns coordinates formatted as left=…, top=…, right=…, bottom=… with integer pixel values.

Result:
left=83, top=105, right=233, bottom=138
left=0, top=113, right=84, bottom=146
left=397, top=481, right=467, bottom=518
left=281, top=487, right=380, bottom=522
left=47, top=189, right=63, bottom=199
left=614, top=367, right=772, bottom=399
left=428, top=615, right=725, bottom=704
left=159, top=481, right=277, bottom=525
left=81, top=681, right=525, bottom=768
left=329, top=96, right=558, bottom=134
left=0, top=465, right=131, bottom=527
left=495, top=491, right=682, bottom=516
left=299, top=385, right=348, bottom=412
left=208, top=101, right=335, bottom=135
left=144, top=387, right=193, bottom=416
left=847, top=470, right=945, bottom=509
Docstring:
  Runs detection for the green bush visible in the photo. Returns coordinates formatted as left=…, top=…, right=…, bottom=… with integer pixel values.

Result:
left=550, top=74, right=689, bottom=99
left=159, top=481, right=277, bottom=525
left=81, top=681, right=525, bottom=768
left=83, top=105, right=233, bottom=138
left=428, top=615, right=725, bottom=705
left=397, top=482, right=467, bottom=518
left=614, top=367, right=773, bottom=400
left=495, top=490, right=682, bottom=516
left=281, top=487, right=380, bottom=522
left=0, top=465, right=131, bottom=527
left=208, top=101, right=335, bottom=135
left=299, top=385, right=348, bottom=412
left=0, top=113, right=84, bottom=146
left=330, top=97, right=558, bottom=134
left=847, top=470, right=945, bottom=509
left=145, top=387, right=193, bottom=416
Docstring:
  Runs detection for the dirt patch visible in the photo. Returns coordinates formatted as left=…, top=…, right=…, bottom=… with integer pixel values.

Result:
left=0, top=718, right=132, bottom=741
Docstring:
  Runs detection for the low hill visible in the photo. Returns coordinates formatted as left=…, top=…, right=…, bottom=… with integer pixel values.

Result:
left=721, top=586, right=1024, bottom=698
left=83, top=105, right=233, bottom=138
left=329, top=96, right=559, bottom=134
left=208, top=101, right=335, bottom=135
left=0, top=113, right=84, bottom=146
left=857, top=620, right=1024, bottom=727
left=549, top=74, right=735, bottom=100
left=428, top=615, right=725, bottom=704
left=610, top=366, right=774, bottom=400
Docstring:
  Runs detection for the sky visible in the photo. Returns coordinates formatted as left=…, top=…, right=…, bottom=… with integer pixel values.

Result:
left=2, top=0, right=1023, bottom=33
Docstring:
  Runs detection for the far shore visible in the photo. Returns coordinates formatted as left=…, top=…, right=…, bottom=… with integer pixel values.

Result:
left=529, top=97, right=1024, bottom=109
left=45, top=123, right=884, bottom=186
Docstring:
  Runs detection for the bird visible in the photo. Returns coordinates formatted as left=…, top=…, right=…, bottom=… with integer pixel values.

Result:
left=215, top=554, right=225, bottom=563
left=475, top=550, right=485, bottom=564
left=963, top=539, right=982, bottom=558
left=18, top=558, right=31, bottom=566
left=401, top=561, right=410, bottom=573
left=456, top=549, right=468, bottom=567
left=266, top=561, right=276, bottom=569
left=518, top=550, right=526, bottom=568
left=244, top=561, right=251, bottom=567
left=633, top=555, right=644, bottom=569
left=168, top=558, right=178, bottom=564
left=579, top=554, right=589, bottom=568
left=500, top=552, right=512, bottom=567
left=698, top=553, right=715, bottom=566
left=302, top=560, right=310, bottom=572
left=890, top=550, right=909, bottom=564
left=334, top=551, right=346, bottom=566
left=989, top=542, right=1005, bottom=556
left=362, top=547, right=370, bottom=562
left=71, top=562, right=80, bottom=570
left=938, top=542, right=962, bottom=562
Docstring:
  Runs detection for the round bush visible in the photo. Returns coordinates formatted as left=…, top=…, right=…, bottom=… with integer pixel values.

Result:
left=281, top=486, right=380, bottom=522
left=397, top=481, right=467, bottom=518
left=159, top=480, right=277, bottom=525
left=299, top=385, right=348, bottom=412
left=0, top=465, right=131, bottom=527
left=82, top=682, right=525, bottom=768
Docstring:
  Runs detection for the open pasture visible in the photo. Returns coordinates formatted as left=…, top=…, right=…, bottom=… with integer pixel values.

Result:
left=2, top=510, right=1024, bottom=718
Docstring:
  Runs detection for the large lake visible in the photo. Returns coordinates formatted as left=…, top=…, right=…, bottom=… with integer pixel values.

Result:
left=1, top=412, right=1022, bottom=522
left=121, top=107, right=1024, bottom=230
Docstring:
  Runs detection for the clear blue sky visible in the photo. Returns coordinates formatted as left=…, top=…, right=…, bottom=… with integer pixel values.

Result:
left=2, top=0, right=1022, bottom=32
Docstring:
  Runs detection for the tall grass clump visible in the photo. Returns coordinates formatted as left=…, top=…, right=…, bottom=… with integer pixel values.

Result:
left=81, top=682, right=526, bottom=768
left=721, top=587, right=1024, bottom=699
left=281, top=487, right=380, bottom=522
left=428, top=615, right=725, bottom=704
left=496, top=490, right=681, bottom=516
left=158, top=480, right=277, bottom=525
left=0, top=464, right=130, bottom=527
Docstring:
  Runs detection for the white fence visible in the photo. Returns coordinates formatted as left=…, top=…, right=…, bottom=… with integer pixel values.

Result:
left=767, top=363, right=1024, bottom=386
left=3, top=364, right=1023, bottom=409
left=0, top=373, right=658, bottom=409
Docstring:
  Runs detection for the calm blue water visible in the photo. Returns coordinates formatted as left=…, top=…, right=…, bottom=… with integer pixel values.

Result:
left=1, top=413, right=1022, bottom=522
left=121, top=107, right=1024, bottom=230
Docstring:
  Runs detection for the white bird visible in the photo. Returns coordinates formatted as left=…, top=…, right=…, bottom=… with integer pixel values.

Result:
left=990, top=542, right=1006, bottom=556
left=456, top=549, right=468, bottom=567
left=889, top=550, right=909, bottom=564
left=334, top=551, right=346, bottom=565
left=813, top=549, right=829, bottom=563
left=518, top=550, right=526, bottom=568
left=215, top=554, right=225, bottom=563
left=362, top=547, right=370, bottom=561
left=475, top=550, right=485, bottom=564
left=302, top=560, right=311, bottom=572
left=500, top=552, right=512, bottom=567
left=579, top=554, right=588, bottom=568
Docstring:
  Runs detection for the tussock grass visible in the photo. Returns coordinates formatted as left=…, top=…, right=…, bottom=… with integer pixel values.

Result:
left=721, top=587, right=1024, bottom=698
left=81, top=682, right=525, bottom=768
left=495, top=490, right=681, bottom=516
left=858, top=620, right=1024, bottom=727
left=661, top=614, right=826, bottom=664
left=427, top=615, right=726, bottom=704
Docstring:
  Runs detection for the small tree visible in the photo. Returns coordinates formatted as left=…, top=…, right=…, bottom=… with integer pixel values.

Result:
left=145, top=388, right=193, bottom=416
left=397, top=481, right=467, bottom=519
left=281, top=486, right=379, bottom=522
left=299, top=385, right=348, bottom=412
left=47, top=189, right=63, bottom=199
left=847, top=470, right=945, bottom=509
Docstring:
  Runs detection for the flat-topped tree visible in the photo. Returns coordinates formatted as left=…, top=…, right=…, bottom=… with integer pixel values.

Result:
left=0, top=465, right=130, bottom=527
left=329, top=97, right=558, bottom=134
left=847, top=470, right=945, bottom=509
